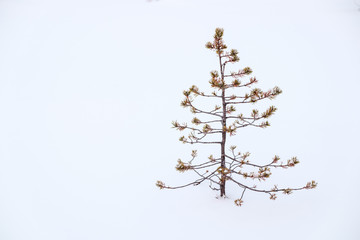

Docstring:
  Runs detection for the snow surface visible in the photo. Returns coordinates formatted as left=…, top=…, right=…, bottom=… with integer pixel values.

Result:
left=0, top=0, right=359, bottom=239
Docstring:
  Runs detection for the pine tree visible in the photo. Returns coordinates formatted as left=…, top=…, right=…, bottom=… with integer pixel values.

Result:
left=156, top=28, right=316, bottom=206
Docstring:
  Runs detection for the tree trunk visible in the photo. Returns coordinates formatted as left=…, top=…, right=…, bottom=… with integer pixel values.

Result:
left=219, top=52, right=226, bottom=197
left=220, top=87, right=226, bottom=197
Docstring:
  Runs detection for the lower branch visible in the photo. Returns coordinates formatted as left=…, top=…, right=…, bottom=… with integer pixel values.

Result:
left=229, top=176, right=317, bottom=206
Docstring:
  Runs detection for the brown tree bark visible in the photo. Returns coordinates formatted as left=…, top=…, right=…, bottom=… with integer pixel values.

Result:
left=219, top=51, right=226, bottom=197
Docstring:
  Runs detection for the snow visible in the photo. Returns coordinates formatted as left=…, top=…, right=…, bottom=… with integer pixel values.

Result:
left=0, top=0, right=359, bottom=239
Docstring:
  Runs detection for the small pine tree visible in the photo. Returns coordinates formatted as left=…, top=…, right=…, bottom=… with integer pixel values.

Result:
left=156, top=28, right=316, bottom=206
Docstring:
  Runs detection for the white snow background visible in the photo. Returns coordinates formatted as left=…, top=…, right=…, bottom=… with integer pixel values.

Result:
left=0, top=0, right=359, bottom=239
